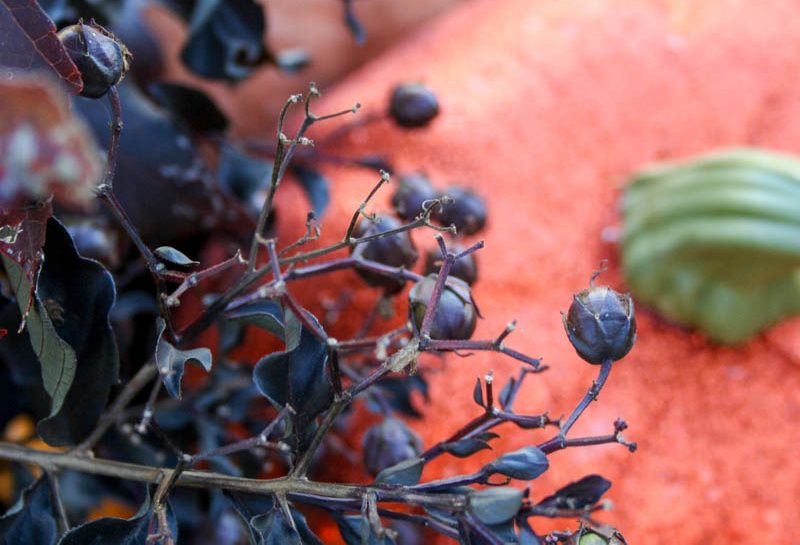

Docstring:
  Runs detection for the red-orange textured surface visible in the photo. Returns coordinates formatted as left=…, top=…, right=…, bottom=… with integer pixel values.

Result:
left=258, top=0, right=800, bottom=543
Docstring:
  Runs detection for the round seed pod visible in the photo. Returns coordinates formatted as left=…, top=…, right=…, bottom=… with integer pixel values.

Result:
left=433, top=186, right=487, bottom=236
left=388, top=82, right=440, bottom=128
left=409, top=274, right=477, bottom=340
left=58, top=22, right=131, bottom=98
left=562, top=285, right=636, bottom=364
left=391, top=172, right=440, bottom=221
left=352, top=215, right=418, bottom=294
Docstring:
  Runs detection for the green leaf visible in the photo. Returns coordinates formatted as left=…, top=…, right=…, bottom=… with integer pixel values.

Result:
left=1, top=253, right=76, bottom=422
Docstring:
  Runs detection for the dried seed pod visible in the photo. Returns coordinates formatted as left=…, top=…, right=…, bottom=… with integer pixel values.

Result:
left=409, top=274, right=477, bottom=340
left=58, top=21, right=131, bottom=98
left=563, top=285, right=636, bottom=364
left=389, top=82, right=439, bottom=128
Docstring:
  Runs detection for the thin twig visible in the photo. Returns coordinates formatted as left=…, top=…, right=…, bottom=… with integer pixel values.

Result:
left=45, top=471, right=70, bottom=535
left=0, top=442, right=468, bottom=509
left=558, top=359, right=613, bottom=438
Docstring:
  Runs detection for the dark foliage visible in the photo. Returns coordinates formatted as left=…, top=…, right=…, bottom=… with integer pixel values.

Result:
left=0, top=4, right=636, bottom=545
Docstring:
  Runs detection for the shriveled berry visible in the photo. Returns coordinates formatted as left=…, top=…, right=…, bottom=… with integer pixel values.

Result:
left=424, top=245, right=478, bottom=285
left=563, top=285, right=636, bottom=364
left=409, top=274, right=477, bottom=340
left=352, top=215, right=418, bottom=294
left=362, top=417, right=422, bottom=476
left=434, top=186, right=487, bottom=236
left=391, top=172, right=440, bottom=221
left=58, top=22, right=131, bottom=98
left=389, top=83, right=440, bottom=128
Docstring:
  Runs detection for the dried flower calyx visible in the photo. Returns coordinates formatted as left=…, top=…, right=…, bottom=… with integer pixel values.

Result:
left=565, top=523, right=628, bottom=545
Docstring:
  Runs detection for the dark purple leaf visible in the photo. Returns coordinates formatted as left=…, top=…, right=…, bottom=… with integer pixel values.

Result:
left=536, top=475, right=612, bottom=510
left=484, top=446, right=549, bottom=481
left=154, top=317, right=212, bottom=399
left=441, top=432, right=499, bottom=458
left=218, top=144, right=271, bottom=202
left=473, top=377, right=484, bottom=407
left=335, top=515, right=396, bottom=545
left=341, top=0, right=365, bottom=45
left=0, top=0, right=82, bottom=93
left=58, top=489, right=177, bottom=545
left=225, top=492, right=323, bottom=545
left=468, top=487, right=523, bottom=526
left=224, top=300, right=284, bottom=340
left=148, top=82, right=229, bottom=134
left=252, top=308, right=332, bottom=441
left=33, top=218, right=119, bottom=446
left=0, top=475, right=58, bottom=545
left=374, top=457, right=424, bottom=486
left=373, top=373, right=428, bottom=419
left=168, top=0, right=272, bottom=81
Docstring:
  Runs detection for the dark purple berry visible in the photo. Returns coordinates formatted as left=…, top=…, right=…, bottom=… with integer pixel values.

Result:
left=58, top=22, right=131, bottom=98
left=563, top=286, right=636, bottom=364
left=423, top=245, right=478, bottom=285
left=352, top=215, right=418, bottom=294
left=362, top=417, right=422, bottom=476
left=434, top=186, right=487, bottom=236
left=409, top=274, right=477, bottom=340
left=389, top=83, right=440, bottom=128
left=391, top=172, right=440, bottom=221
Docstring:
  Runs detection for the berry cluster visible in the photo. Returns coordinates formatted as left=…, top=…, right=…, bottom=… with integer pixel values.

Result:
left=350, top=172, right=487, bottom=340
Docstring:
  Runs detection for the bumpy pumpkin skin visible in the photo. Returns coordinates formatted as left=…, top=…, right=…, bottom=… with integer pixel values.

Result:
left=214, top=0, right=800, bottom=543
